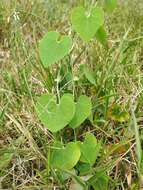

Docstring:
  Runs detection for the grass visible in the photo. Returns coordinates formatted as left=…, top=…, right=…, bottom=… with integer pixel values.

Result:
left=0, top=0, right=143, bottom=189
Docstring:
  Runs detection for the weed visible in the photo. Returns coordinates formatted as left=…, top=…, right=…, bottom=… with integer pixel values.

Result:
left=0, top=0, right=143, bottom=189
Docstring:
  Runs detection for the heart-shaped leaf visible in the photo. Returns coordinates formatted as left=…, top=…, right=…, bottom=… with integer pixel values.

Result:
left=69, top=95, right=92, bottom=129
left=71, top=7, right=104, bottom=42
left=79, top=133, right=101, bottom=165
left=50, top=142, right=81, bottom=170
left=39, top=31, right=72, bottom=67
left=36, top=93, right=75, bottom=132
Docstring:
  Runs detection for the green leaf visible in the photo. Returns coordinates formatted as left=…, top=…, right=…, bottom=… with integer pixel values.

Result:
left=95, top=26, right=108, bottom=46
left=50, top=142, right=81, bottom=170
left=0, top=152, right=13, bottom=170
left=69, top=95, right=92, bottom=129
left=39, top=31, right=72, bottom=67
left=83, top=66, right=96, bottom=85
left=36, top=93, right=75, bottom=132
left=88, top=172, right=109, bottom=190
left=79, top=133, right=101, bottom=165
left=71, top=7, right=104, bottom=42
left=104, top=0, right=117, bottom=13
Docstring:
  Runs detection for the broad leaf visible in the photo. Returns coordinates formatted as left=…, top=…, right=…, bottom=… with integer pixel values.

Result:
left=71, top=7, right=104, bottom=42
left=39, top=31, right=72, bottom=67
left=50, top=142, right=81, bottom=170
left=69, top=95, right=92, bottom=129
left=36, top=93, right=75, bottom=132
left=79, top=133, right=101, bottom=165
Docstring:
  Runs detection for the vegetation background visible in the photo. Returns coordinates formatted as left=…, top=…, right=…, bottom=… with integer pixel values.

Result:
left=0, top=0, right=143, bottom=189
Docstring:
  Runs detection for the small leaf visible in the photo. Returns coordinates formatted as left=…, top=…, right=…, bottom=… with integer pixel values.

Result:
left=84, top=66, right=96, bottom=85
left=95, top=26, right=108, bottom=46
left=71, top=6, right=104, bottom=42
left=39, top=31, right=72, bottom=67
left=104, top=0, right=117, bottom=13
left=79, top=133, right=101, bottom=165
left=36, top=93, right=75, bottom=132
left=69, top=95, right=92, bottom=129
left=50, top=142, right=81, bottom=170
